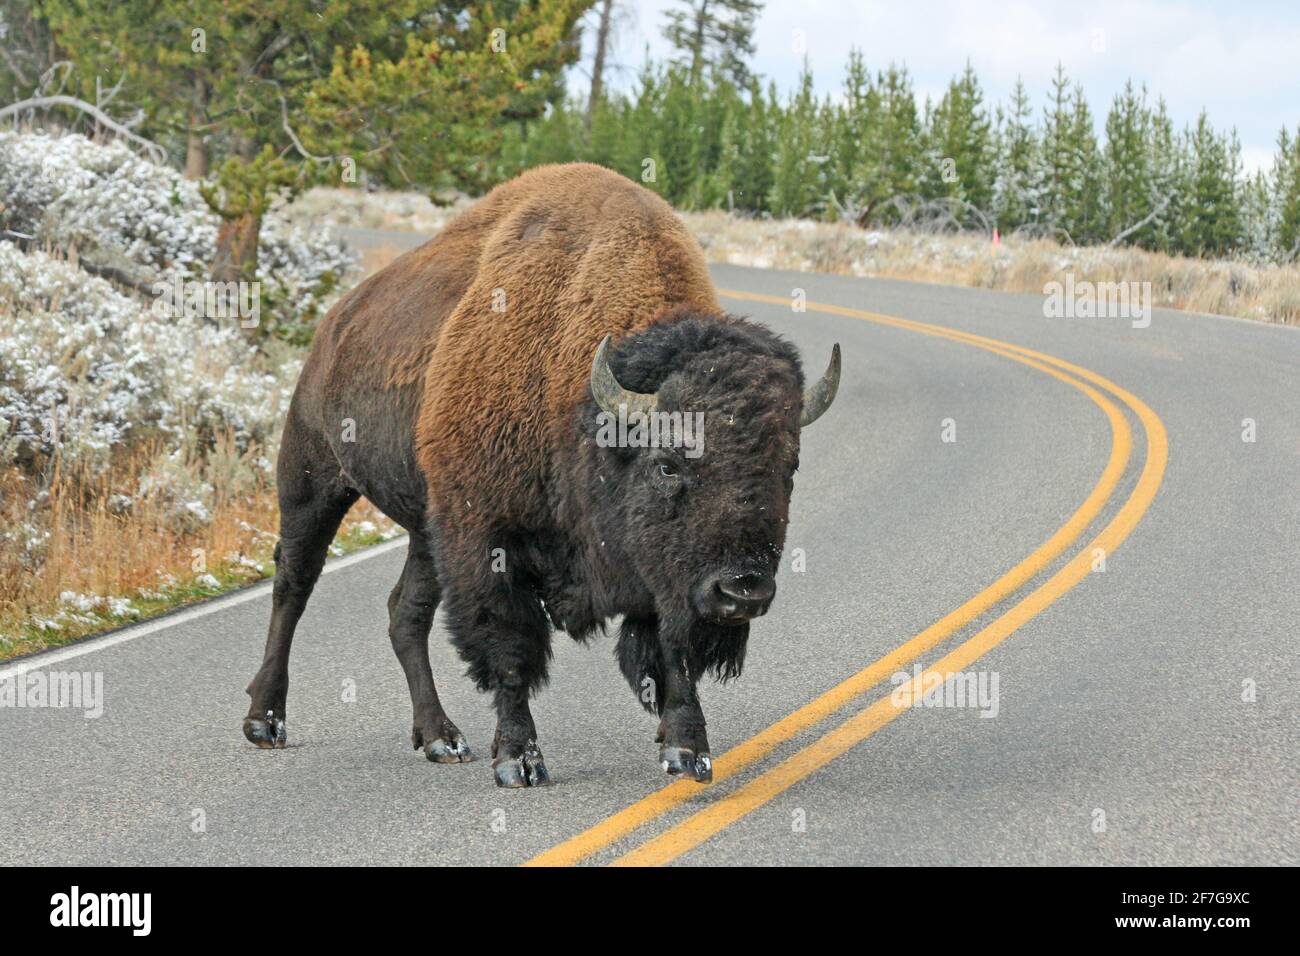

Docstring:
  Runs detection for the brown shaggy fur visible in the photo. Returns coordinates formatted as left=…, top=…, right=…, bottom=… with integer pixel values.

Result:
left=409, top=163, right=721, bottom=523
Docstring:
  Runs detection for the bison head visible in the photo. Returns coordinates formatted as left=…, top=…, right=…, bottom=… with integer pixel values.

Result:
left=585, top=314, right=838, bottom=642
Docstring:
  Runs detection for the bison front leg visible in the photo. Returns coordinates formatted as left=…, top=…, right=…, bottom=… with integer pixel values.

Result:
left=488, top=688, right=550, bottom=789
left=446, top=594, right=554, bottom=789
left=653, top=630, right=713, bottom=784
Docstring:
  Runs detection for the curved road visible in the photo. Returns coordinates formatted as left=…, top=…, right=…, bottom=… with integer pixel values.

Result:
left=2, top=256, right=1297, bottom=866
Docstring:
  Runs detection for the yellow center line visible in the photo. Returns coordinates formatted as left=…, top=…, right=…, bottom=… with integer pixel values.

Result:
left=524, top=291, right=1140, bottom=868
left=611, top=294, right=1169, bottom=867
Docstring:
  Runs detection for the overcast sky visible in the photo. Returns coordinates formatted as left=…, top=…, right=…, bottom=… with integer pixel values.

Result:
left=582, top=0, right=1300, bottom=174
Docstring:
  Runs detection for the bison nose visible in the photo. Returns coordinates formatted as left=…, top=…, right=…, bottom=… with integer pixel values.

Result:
left=695, top=572, right=776, bottom=624
left=718, top=572, right=775, bottom=605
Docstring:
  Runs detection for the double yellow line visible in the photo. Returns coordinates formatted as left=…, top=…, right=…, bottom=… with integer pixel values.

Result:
left=526, top=290, right=1167, bottom=867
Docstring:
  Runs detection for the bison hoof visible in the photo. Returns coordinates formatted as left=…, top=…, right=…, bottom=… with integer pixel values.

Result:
left=243, top=711, right=287, bottom=750
left=422, top=734, right=474, bottom=764
left=493, top=743, right=552, bottom=788
left=660, top=746, right=712, bottom=784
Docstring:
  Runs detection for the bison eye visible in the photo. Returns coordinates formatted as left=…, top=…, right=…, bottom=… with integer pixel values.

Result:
left=649, top=457, right=683, bottom=496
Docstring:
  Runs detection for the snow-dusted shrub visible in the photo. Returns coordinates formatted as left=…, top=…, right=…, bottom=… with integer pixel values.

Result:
left=257, top=219, right=354, bottom=344
left=0, top=130, right=355, bottom=338
left=0, top=130, right=215, bottom=278
left=0, top=242, right=298, bottom=476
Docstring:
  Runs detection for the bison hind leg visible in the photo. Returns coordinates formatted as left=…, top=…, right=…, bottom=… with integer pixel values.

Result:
left=388, top=534, right=472, bottom=764
left=243, top=411, right=359, bottom=750
left=616, top=616, right=666, bottom=716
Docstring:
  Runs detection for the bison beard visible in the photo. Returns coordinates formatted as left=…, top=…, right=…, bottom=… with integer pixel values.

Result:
left=242, top=163, right=837, bottom=788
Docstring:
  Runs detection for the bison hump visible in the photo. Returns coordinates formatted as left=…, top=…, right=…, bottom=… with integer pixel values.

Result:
left=415, top=164, right=720, bottom=523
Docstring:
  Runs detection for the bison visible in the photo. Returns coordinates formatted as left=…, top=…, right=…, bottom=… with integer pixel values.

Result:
left=242, top=163, right=839, bottom=787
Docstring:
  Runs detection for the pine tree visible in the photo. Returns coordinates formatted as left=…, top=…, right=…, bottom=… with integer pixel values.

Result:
left=1066, top=84, right=1106, bottom=245
left=733, top=79, right=777, bottom=213
left=1182, top=112, right=1243, bottom=257
left=33, top=0, right=217, bottom=177
left=661, top=0, right=763, bottom=88
left=769, top=62, right=821, bottom=217
left=689, top=75, right=741, bottom=208
left=991, top=76, right=1038, bottom=231
left=585, top=94, right=627, bottom=170
left=486, top=43, right=1283, bottom=265
left=921, top=62, right=993, bottom=219
left=1273, top=126, right=1300, bottom=259
left=40, top=0, right=592, bottom=288
left=652, top=65, right=705, bottom=205
left=828, top=48, right=874, bottom=218
left=1146, top=98, right=1184, bottom=253
left=708, top=94, right=745, bottom=209
left=873, top=65, right=922, bottom=218
left=619, top=62, right=666, bottom=187
left=522, top=100, right=584, bottom=167
left=1039, top=64, right=1073, bottom=235
left=1104, top=80, right=1156, bottom=247
left=1239, top=168, right=1275, bottom=262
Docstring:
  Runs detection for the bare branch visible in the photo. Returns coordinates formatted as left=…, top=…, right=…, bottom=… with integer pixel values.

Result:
left=273, top=87, right=328, bottom=162
left=0, top=96, right=166, bottom=162
left=36, top=61, right=73, bottom=97
left=1012, top=222, right=1076, bottom=247
left=252, top=31, right=294, bottom=73
left=1108, top=194, right=1171, bottom=247
left=77, top=259, right=160, bottom=297
left=0, top=44, right=31, bottom=88
left=97, top=71, right=127, bottom=111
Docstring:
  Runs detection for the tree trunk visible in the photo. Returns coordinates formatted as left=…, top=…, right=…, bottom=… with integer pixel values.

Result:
left=211, top=212, right=260, bottom=284
left=587, top=0, right=614, bottom=120
left=211, top=135, right=261, bottom=284
left=184, top=72, right=208, bottom=180
left=689, top=1, right=709, bottom=87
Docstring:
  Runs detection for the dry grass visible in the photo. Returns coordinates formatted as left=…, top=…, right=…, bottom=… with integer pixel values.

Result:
left=683, top=210, right=1300, bottom=325
left=0, top=441, right=398, bottom=661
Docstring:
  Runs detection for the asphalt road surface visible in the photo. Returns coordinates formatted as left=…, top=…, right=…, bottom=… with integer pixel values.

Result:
left=3, top=251, right=1297, bottom=866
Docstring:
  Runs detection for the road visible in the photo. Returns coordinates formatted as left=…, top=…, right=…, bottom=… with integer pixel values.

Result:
left=3, top=252, right=1297, bottom=866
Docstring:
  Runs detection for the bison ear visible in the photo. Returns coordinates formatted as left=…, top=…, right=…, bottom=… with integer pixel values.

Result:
left=800, top=343, right=840, bottom=428
left=590, top=334, right=660, bottom=418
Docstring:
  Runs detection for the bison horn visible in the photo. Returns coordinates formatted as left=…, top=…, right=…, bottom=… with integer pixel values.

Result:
left=800, top=343, right=840, bottom=427
left=590, top=335, right=659, bottom=418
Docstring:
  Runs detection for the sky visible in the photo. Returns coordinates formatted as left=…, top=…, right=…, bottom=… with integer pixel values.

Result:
left=579, top=0, right=1300, bottom=174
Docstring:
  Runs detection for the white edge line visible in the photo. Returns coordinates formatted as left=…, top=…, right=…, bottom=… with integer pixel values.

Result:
left=0, top=535, right=409, bottom=682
